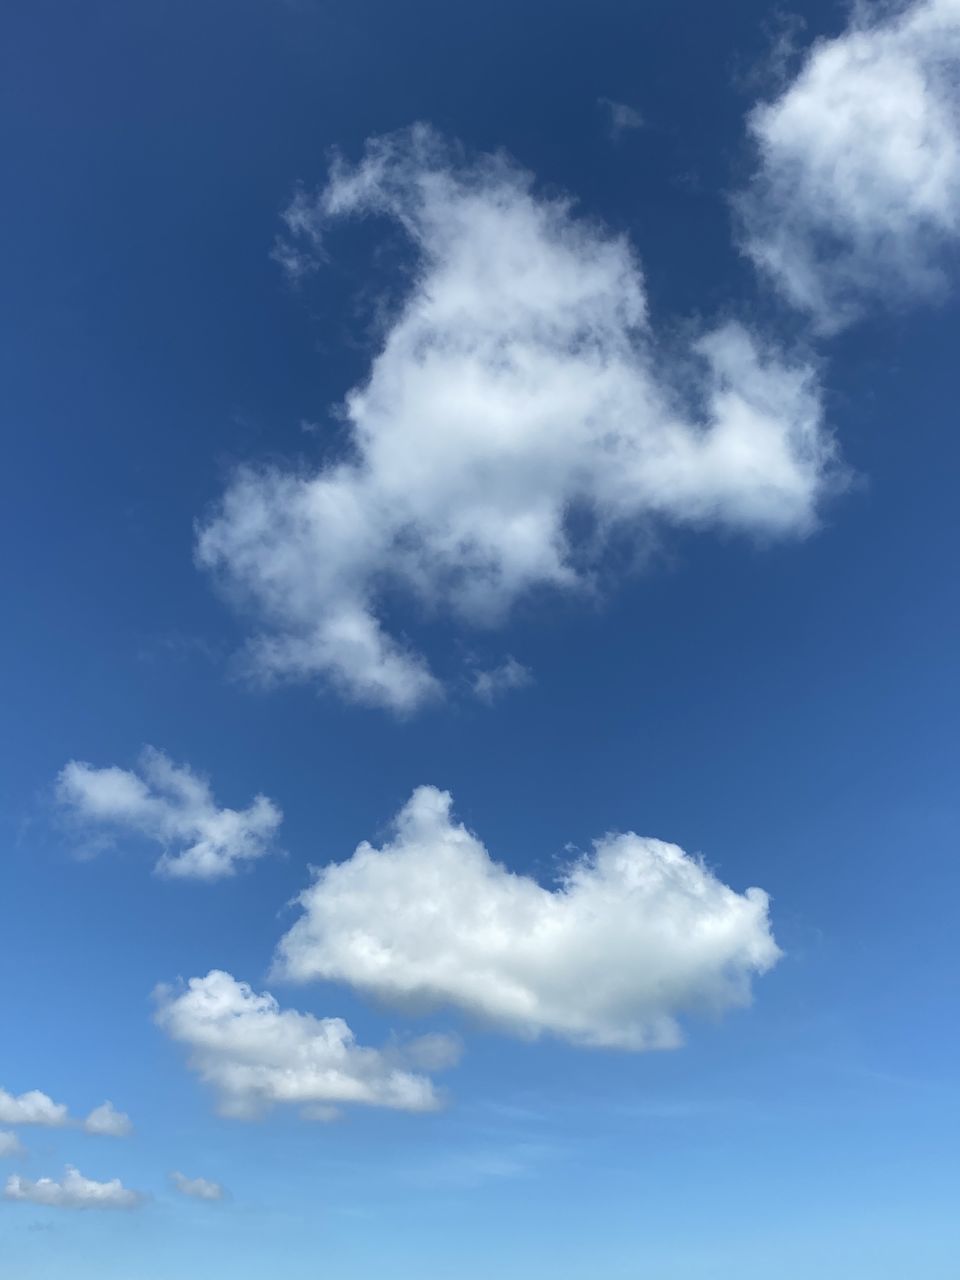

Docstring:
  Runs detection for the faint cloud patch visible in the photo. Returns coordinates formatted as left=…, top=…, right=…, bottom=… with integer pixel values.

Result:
left=598, top=97, right=645, bottom=138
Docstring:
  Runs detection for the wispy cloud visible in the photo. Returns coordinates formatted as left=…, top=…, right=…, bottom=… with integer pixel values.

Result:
left=598, top=96, right=644, bottom=137
left=56, top=746, right=282, bottom=881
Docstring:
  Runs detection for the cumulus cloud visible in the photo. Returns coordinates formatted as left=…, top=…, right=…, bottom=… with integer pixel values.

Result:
left=0, top=1087, right=132, bottom=1137
left=0, top=1087, right=69, bottom=1128
left=0, top=1132, right=25, bottom=1158
left=170, top=1170, right=225, bottom=1201
left=197, top=125, right=836, bottom=711
left=738, top=0, right=960, bottom=329
left=83, top=1102, right=133, bottom=1137
left=153, top=970, right=459, bottom=1119
left=56, top=746, right=282, bottom=880
left=274, top=786, right=781, bottom=1050
left=3, top=1166, right=144, bottom=1210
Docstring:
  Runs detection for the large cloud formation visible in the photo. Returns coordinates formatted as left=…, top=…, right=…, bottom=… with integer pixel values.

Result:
left=197, top=126, right=836, bottom=711
left=3, top=1166, right=143, bottom=1210
left=154, top=970, right=459, bottom=1120
left=57, top=746, right=282, bottom=881
left=274, top=786, right=781, bottom=1050
left=738, top=0, right=960, bottom=329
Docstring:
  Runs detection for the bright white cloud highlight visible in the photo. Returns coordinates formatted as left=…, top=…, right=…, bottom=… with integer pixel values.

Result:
left=274, top=786, right=782, bottom=1050
left=56, top=746, right=282, bottom=880
left=170, top=1170, right=225, bottom=1201
left=83, top=1102, right=133, bottom=1137
left=153, top=969, right=458, bottom=1119
left=197, top=125, right=836, bottom=711
left=3, top=1166, right=143, bottom=1210
left=0, top=1132, right=24, bottom=1158
left=739, top=0, right=960, bottom=329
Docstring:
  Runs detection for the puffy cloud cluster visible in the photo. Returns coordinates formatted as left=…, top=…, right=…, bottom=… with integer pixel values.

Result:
left=197, top=125, right=836, bottom=711
left=57, top=746, right=282, bottom=881
left=274, top=786, right=781, bottom=1050
left=739, top=0, right=960, bottom=329
left=153, top=969, right=459, bottom=1119
left=0, top=1087, right=130, bottom=1137
left=171, top=1170, right=225, bottom=1201
left=3, top=1166, right=143, bottom=1210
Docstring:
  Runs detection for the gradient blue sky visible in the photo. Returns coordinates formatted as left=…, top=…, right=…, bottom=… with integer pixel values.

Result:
left=2, top=1, right=959, bottom=1276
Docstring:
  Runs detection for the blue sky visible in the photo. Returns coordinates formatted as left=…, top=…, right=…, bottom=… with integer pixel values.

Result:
left=2, top=0, right=959, bottom=1275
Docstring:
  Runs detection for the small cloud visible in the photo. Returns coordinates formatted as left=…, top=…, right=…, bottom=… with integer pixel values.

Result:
left=598, top=97, right=644, bottom=137
left=471, top=657, right=532, bottom=705
left=170, top=1171, right=225, bottom=1202
left=83, top=1102, right=132, bottom=1138
left=3, top=1166, right=144, bottom=1211
left=0, top=1088, right=68, bottom=1128
left=0, top=1131, right=25, bottom=1158
left=55, top=746, right=282, bottom=881
left=153, top=969, right=457, bottom=1120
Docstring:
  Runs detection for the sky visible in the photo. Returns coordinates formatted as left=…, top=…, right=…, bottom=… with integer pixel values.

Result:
left=2, top=0, right=959, bottom=1276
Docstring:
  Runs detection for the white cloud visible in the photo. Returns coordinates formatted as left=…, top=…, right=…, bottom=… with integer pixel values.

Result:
left=274, top=786, right=782, bottom=1050
left=470, top=656, right=532, bottom=704
left=153, top=969, right=459, bottom=1119
left=738, top=0, right=960, bottom=329
left=0, top=1087, right=132, bottom=1138
left=170, top=1170, right=225, bottom=1201
left=197, top=125, right=836, bottom=711
left=0, top=1132, right=25, bottom=1158
left=56, top=746, right=282, bottom=881
left=3, top=1166, right=144, bottom=1210
left=0, top=1087, right=69, bottom=1128
left=83, top=1102, right=133, bottom=1137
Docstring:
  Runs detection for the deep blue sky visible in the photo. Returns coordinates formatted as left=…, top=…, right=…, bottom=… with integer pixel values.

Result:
left=2, top=1, right=959, bottom=1276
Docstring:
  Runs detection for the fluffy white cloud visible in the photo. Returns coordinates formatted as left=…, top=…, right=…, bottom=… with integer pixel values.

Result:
left=0, top=1131, right=25, bottom=1158
left=0, top=1087, right=69, bottom=1128
left=197, top=125, right=836, bottom=711
left=56, top=746, right=282, bottom=880
left=0, top=1087, right=132, bottom=1138
left=170, top=1170, right=225, bottom=1201
left=3, top=1166, right=143, bottom=1210
left=274, top=786, right=781, bottom=1050
left=738, top=0, right=960, bottom=329
left=153, top=970, right=459, bottom=1119
left=83, top=1102, right=133, bottom=1137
